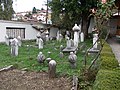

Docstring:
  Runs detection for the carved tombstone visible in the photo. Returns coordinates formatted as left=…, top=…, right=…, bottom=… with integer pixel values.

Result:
left=37, top=52, right=46, bottom=64
left=38, top=38, right=43, bottom=49
left=68, top=52, right=77, bottom=68
left=5, top=34, right=9, bottom=46
left=10, top=38, right=19, bottom=56
left=17, top=36, right=22, bottom=46
left=48, top=60, right=56, bottom=78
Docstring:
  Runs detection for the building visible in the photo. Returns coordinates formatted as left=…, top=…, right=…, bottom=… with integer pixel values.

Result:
left=0, top=20, right=45, bottom=42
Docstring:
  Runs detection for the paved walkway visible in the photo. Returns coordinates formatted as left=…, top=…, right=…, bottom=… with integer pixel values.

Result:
left=107, top=37, right=120, bottom=64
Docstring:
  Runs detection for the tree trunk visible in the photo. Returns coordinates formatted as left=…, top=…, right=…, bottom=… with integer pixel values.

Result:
left=81, top=13, right=89, bottom=39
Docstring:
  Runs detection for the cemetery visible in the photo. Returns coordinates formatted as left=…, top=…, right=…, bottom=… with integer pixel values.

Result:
left=0, top=0, right=120, bottom=90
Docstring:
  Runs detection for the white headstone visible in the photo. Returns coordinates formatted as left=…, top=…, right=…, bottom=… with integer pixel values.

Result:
left=72, top=24, right=80, bottom=47
left=45, top=30, right=49, bottom=41
left=93, top=34, right=98, bottom=49
left=10, top=38, right=19, bottom=56
left=17, top=36, right=22, bottom=46
left=80, top=32, right=84, bottom=42
left=38, top=38, right=43, bottom=49
left=36, top=32, right=41, bottom=44
left=5, top=34, right=9, bottom=46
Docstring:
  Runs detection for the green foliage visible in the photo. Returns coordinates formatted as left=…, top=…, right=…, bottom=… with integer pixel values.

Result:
left=49, top=0, right=98, bottom=29
left=93, top=69, right=120, bottom=90
left=0, top=0, right=14, bottom=20
left=93, top=40, right=120, bottom=90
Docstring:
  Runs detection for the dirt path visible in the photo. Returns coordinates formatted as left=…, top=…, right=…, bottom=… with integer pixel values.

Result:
left=0, top=69, right=71, bottom=90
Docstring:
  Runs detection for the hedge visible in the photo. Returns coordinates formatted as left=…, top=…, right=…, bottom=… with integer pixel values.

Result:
left=93, top=69, right=120, bottom=90
left=93, top=41, right=120, bottom=90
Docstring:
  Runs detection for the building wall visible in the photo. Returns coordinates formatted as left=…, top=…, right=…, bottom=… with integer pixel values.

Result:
left=0, top=20, right=44, bottom=42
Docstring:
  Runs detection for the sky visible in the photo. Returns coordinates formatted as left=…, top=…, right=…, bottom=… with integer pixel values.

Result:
left=13, top=0, right=47, bottom=13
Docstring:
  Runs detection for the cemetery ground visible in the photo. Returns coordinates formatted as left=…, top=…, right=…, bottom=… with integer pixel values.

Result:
left=0, top=39, right=95, bottom=90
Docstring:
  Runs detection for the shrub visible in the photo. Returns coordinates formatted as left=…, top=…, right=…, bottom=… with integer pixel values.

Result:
left=93, top=69, right=120, bottom=90
left=93, top=41, right=120, bottom=90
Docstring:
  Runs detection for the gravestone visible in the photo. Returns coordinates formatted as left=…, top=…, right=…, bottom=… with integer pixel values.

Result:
left=68, top=52, right=77, bottom=68
left=36, top=32, right=41, bottom=45
left=72, top=24, right=81, bottom=47
left=45, top=30, right=49, bottom=41
left=48, top=60, right=56, bottom=78
left=37, top=52, right=46, bottom=64
left=10, top=38, right=19, bottom=56
left=5, top=34, right=9, bottom=46
left=46, top=58, right=51, bottom=63
left=80, top=32, right=84, bottom=42
left=93, top=34, right=98, bottom=49
left=59, top=52, right=64, bottom=58
left=38, top=38, right=43, bottom=49
left=17, top=36, right=22, bottom=46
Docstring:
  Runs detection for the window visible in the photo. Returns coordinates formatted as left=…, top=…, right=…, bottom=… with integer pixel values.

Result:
left=6, top=27, right=25, bottom=39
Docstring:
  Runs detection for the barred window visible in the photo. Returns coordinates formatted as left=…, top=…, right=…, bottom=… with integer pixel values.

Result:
left=6, top=27, right=25, bottom=39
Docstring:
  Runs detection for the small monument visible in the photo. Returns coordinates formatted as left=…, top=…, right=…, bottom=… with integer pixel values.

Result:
left=68, top=52, right=77, bottom=68
left=93, top=34, right=98, bottom=49
left=36, top=32, right=41, bottom=45
left=80, top=32, right=84, bottom=42
left=38, top=38, right=43, bottom=49
left=48, top=60, right=56, bottom=78
left=45, top=30, right=49, bottom=41
left=72, top=24, right=81, bottom=47
left=5, top=34, right=9, bottom=46
left=17, top=36, right=22, bottom=46
left=37, top=52, right=46, bottom=64
left=10, top=38, right=19, bottom=56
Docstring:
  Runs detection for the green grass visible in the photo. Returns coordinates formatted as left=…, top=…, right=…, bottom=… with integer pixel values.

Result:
left=0, top=39, right=93, bottom=76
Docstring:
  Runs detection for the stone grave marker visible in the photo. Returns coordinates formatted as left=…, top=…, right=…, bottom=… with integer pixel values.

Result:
left=37, top=52, right=46, bottom=64
left=68, top=52, right=77, bottom=68
left=38, top=38, right=43, bottom=49
left=48, top=60, right=56, bottom=78
left=17, top=36, right=22, bottom=46
left=5, top=34, right=9, bottom=46
left=10, top=38, right=19, bottom=56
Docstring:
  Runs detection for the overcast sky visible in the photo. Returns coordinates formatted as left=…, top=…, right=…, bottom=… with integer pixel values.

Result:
left=13, top=0, right=46, bottom=12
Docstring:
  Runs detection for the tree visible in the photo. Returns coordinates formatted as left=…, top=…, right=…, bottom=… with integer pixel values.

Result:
left=0, top=0, right=14, bottom=20
left=49, top=0, right=98, bottom=38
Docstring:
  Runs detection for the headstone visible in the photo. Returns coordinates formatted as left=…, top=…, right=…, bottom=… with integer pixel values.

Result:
left=68, top=52, right=77, bottom=68
left=37, top=52, right=46, bottom=64
left=46, top=58, right=51, bottom=63
left=59, top=52, right=64, bottom=58
left=70, top=39, right=74, bottom=47
left=47, top=51, right=51, bottom=57
left=5, top=34, right=9, bottom=46
left=80, top=32, right=84, bottom=42
left=60, top=45, right=64, bottom=52
left=45, top=30, right=49, bottom=41
left=48, top=60, right=56, bottom=78
left=93, top=34, right=98, bottom=49
left=66, top=38, right=71, bottom=48
left=17, top=36, right=22, bottom=46
left=56, top=31, right=60, bottom=41
left=10, top=38, right=19, bottom=56
left=36, top=32, right=41, bottom=44
left=72, top=24, right=81, bottom=47
left=38, top=38, right=43, bottom=49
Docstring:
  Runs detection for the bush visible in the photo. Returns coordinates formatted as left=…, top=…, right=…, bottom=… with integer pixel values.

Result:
left=93, top=41, right=120, bottom=90
left=93, top=69, right=120, bottom=90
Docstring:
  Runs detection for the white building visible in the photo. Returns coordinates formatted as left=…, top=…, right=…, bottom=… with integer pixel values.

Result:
left=0, top=20, right=45, bottom=42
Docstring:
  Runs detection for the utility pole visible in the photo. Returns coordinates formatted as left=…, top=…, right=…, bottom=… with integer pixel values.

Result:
left=46, top=0, right=48, bottom=24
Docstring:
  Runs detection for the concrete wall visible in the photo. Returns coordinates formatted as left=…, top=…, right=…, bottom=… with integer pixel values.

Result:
left=0, top=20, right=45, bottom=42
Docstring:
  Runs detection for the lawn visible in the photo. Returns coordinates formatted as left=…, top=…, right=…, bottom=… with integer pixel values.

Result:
left=0, top=39, right=93, bottom=76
